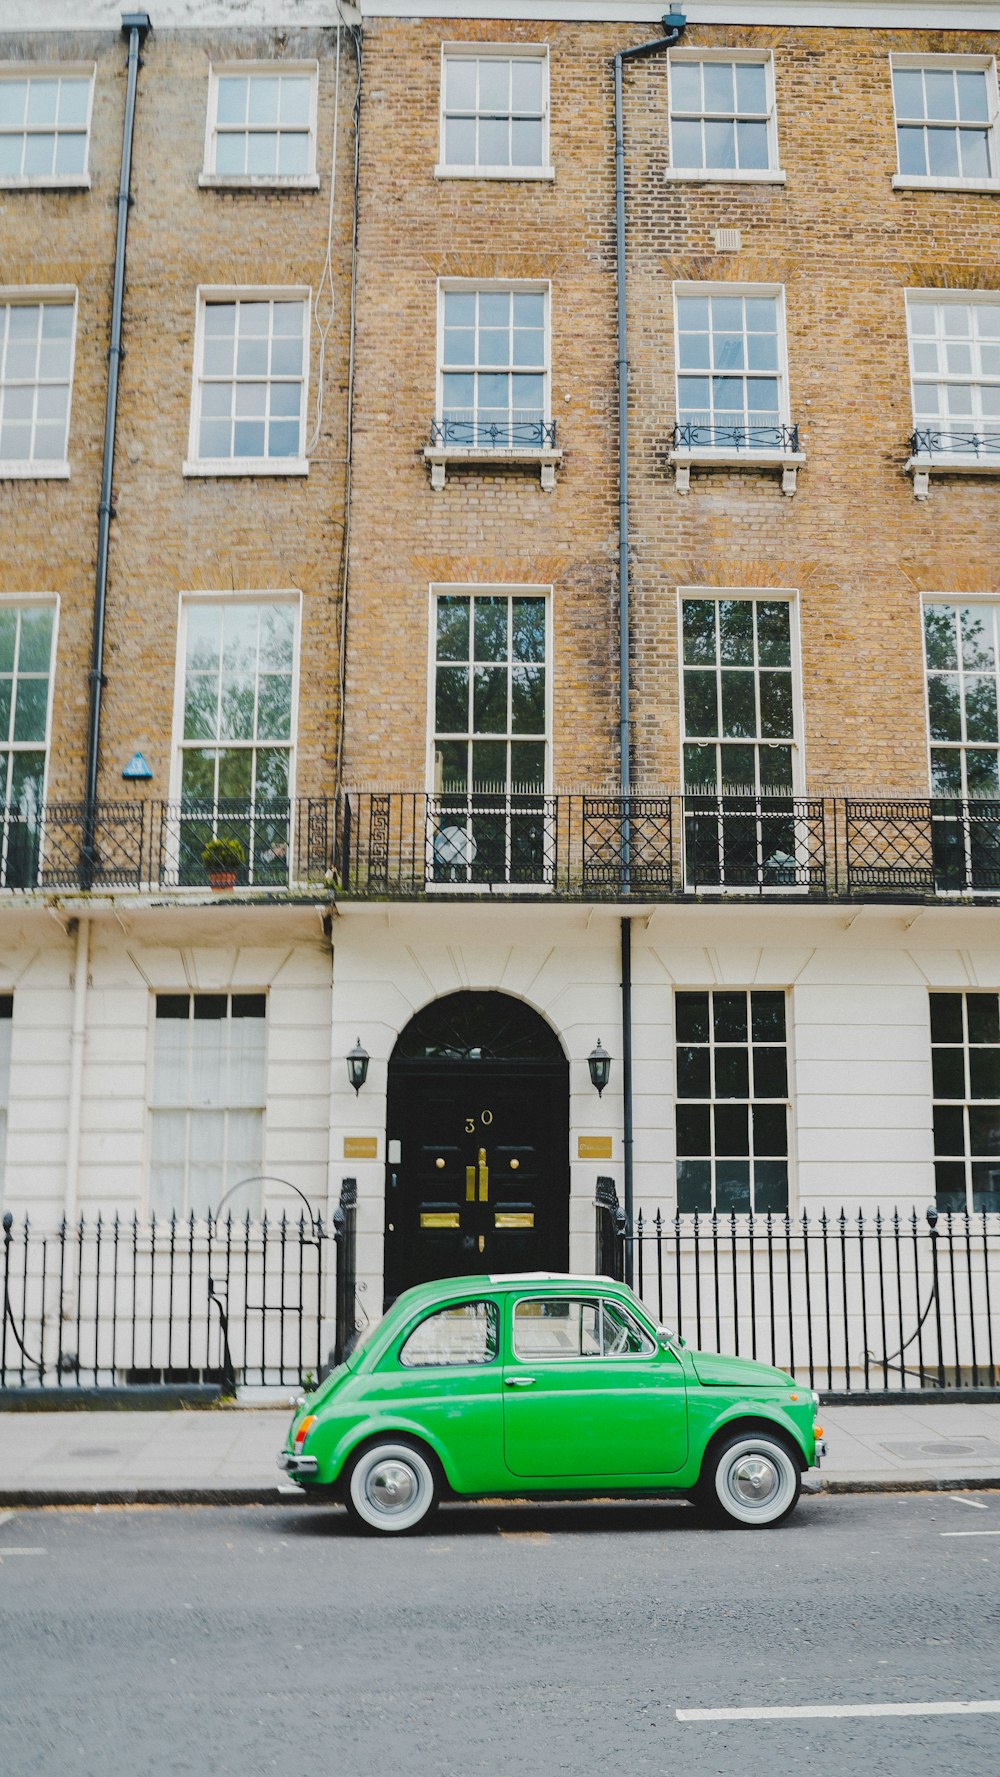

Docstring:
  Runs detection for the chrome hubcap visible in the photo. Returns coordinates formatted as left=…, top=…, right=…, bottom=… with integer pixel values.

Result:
left=730, top=1454, right=780, bottom=1506
left=367, top=1460, right=418, bottom=1513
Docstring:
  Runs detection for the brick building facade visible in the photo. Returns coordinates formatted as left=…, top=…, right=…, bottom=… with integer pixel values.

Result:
left=2, top=2, right=1000, bottom=1358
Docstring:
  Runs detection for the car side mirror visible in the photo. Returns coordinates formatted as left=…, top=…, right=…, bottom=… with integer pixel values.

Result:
left=659, top=1328, right=684, bottom=1352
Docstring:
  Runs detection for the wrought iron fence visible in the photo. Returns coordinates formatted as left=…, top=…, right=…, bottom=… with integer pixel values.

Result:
left=595, top=1187, right=999, bottom=1395
left=672, top=420, right=800, bottom=454
left=0, top=798, right=334, bottom=893
left=910, top=427, right=1000, bottom=461
left=336, top=791, right=1000, bottom=902
left=429, top=413, right=557, bottom=450
left=1, top=1189, right=360, bottom=1392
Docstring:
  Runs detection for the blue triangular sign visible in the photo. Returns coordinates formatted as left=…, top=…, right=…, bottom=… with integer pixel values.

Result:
left=122, top=751, right=153, bottom=781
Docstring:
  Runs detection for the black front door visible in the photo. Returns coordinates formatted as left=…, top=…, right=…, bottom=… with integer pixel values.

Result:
left=384, top=1061, right=568, bottom=1303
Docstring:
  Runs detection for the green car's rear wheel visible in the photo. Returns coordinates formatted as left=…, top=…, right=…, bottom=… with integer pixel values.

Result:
left=701, top=1431, right=801, bottom=1528
left=344, top=1439, right=440, bottom=1534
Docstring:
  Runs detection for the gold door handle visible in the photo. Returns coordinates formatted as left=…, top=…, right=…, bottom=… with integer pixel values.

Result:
left=466, top=1165, right=476, bottom=1203
left=478, top=1147, right=489, bottom=1203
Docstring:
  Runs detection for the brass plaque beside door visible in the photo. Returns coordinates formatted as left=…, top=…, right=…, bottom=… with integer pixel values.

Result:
left=344, top=1136, right=378, bottom=1159
left=578, top=1135, right=612, bottom=1160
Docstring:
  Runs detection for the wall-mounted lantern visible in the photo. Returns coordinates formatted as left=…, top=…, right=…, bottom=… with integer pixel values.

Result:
left=588, top=1039, right=611, bottom=1097
left=346, top=1038, right=370, bottom=1095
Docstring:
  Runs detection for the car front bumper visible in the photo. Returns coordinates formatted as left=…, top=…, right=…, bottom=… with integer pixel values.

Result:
left=277, top=1450, right=319, bottom=1477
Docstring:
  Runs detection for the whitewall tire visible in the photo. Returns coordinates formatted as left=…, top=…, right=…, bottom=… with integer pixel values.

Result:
left=705, top=1432, right=801, bottom=1528
left=344, top=1439, right=440, bottom=1535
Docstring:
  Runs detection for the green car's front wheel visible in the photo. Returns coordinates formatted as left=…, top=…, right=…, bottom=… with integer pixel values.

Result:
left=344, top=1438, right=441, bottom=1535
left=701, top=1431, right=802, bottom=1528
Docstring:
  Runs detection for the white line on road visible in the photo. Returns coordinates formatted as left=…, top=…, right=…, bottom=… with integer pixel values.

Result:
left=0, top=1548, right=46, bottom=1557
left=950, top=1496, right=988, bottom=1509
left=940, top=1530, right=1000, bottom=1538
left=0, top=1512, right=13, bottom=1531
left=676, top=1702, right=1000, bottom=1723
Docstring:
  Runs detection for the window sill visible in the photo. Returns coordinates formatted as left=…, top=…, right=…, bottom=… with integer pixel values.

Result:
left=663, top=167, right=786, bottom=185
left=0, top=461, right=70, bottom=480
left=0, top=175, right=92, bottom=191
left=183, top=458, right=309, bottom=479
left=892, top=174, right=1000, bottom=194
left=907, top=454, right=1000, bottom=498
left=669, top=448, right=805, bottom=495
left=424, top=445, right=562, bottom=491
left=433, top=164, right=555, bottom=182
left=197, top=173, right=321, bottom=192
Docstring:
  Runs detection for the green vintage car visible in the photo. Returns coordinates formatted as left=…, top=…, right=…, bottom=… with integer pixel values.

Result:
left=278, top=1272, right=824, bottom=1533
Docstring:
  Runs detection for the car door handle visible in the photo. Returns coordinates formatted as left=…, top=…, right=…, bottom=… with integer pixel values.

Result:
left=504, top=1376, right=536, bottom=1387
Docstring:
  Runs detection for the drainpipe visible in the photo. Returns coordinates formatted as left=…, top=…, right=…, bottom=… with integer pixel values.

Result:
left=614, top=15, right=686, bottom=1279
left=81, top=12, right=150, bottom=890
left=64, top=915, right=90, bottom=1229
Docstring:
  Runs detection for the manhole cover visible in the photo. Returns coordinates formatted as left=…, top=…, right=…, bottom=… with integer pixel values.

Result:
left=881, top=1438, right=1000, bottom=1459
left=67, top=1446, right=121, bottom=1460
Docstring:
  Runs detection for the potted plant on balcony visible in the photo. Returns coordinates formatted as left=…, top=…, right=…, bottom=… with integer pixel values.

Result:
left=201, top=835, right=245, bottom=892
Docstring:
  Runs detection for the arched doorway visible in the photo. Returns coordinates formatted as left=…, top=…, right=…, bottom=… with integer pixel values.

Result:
left=384, top=991, right=569, bottom=1303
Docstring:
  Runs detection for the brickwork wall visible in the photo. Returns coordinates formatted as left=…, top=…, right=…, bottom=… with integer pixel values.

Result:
left=344, top=19, right=1000, bottom=799
left=0, top=26, right=353, bottom=809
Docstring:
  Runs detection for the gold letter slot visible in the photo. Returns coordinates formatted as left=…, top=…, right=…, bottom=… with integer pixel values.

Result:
left=466, top=1165, right=476, bottom=1202
left=478, top=1147, right=488, bottom=1202
left=494, top=1212, right=534, bottom=1229
left=420, top=1212, right=460, bottom=1229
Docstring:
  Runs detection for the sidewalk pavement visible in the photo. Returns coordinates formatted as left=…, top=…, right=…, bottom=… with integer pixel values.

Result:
left=3, top=1397, right=1000, bottom=1506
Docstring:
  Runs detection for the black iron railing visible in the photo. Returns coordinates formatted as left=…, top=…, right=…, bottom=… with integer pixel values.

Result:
left=0, top=797, right=334, bottom=893
left=910, top=427, right=1000, bottom=460
left=595, top=1184, right=1000, bottom=1395
left=1, top=1187, right=359, bottom=1392
left=672, top=420, right=800, bottom=453
left=429, top=414, right=557, bottom=450
left=335, top=791, right=1000, bottom=903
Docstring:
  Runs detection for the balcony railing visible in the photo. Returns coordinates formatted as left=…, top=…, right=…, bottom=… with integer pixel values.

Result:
left=10, top=792, right=1000, bottom=903
left=429, top=413, right=558, bottom=450
left=671, top=419, right=800, bottom=453
left=335, top=791, right=1000, bottom=903
left=0, top=798, right=333, bottom=894
left=909, top=427, right=1000, bottom=460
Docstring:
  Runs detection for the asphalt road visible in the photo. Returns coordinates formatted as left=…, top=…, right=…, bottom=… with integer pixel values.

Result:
left=2, top=1491, right=999, bottom=1777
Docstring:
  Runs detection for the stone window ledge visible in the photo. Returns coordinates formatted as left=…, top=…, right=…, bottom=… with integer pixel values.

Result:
left=892, top=174, right=1000, bottom=195
left=907, top=454, right=1000, bottom=499
left=663, top=168, right=786, bottom=185
left=0, top=176, right=91, bottom=191
left=669, top=448, right=805, bottom=495
left=434, top=165, right=555, bottom=182
left=0, top=461, right=70, bottom=480
left=183, top=458, right=309, bottom=479
left=424, top=445, right=562, bottom=492
left=198, top=174, right=321, bottom=192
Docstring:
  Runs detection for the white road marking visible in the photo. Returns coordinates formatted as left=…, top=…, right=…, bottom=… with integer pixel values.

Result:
left=940, top=1530, right=1000, bottom=1538
left=676, top=1701, right=1000, bottom=1722
left=950, top=1496, right=988, bottom=1509
left=0, top=1548, right=46, bottom=1557
left=0, top=1512, right=13, bottom=1531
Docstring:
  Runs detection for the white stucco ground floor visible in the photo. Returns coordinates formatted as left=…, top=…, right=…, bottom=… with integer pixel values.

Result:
left=2, top=894, right=999, bottom=1313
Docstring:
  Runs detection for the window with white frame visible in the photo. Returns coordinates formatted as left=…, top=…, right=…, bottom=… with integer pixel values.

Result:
left=892, top=57, right=999, bottom=184
left=923, top=602, right=1000, bottom=799
left=674, top=288, right=789, bottom=450
left=668, top=53, right=778, bottom=176
left=907, top=295, right=1000, bottom=459
left=430, top=589, right=548, bottom=886
left=681, top=594, right=803, bottom=892
left=439, top=47, right=549, bottom=175
left=0, top=603, right=55, bottom=889
left=188, top=293, right=309, bottom=473
left=675, top=989, right=790, bottom=1215
left=931, top=992, right=1000, bottom=1214
left=438, top=285, right=548, bottom=449
left=0, top=68, right=93, bottom=185
left=0, top=297, right=75, bottom=473
left=0, top=995, right=12, bottom=1208
left=177, top=598, right=296, bottom=887
left=203, top=64, right=317, bottom=183
left=149, top=992, right=267, bottom=1220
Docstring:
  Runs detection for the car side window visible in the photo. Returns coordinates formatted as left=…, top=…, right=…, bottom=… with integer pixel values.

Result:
left=398, top=1300, right=499, bottom=1367
left=512, top=1297, right=655, bottom=1360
